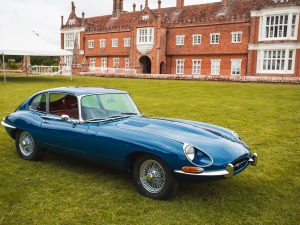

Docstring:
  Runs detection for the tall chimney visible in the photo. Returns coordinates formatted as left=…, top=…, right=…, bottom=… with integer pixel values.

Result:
left=176, top=0, right=184, bottom=9
left=221, top=0, right=230, bottom=6
left=112, top=0, right=123, bottom=18
left=71, top=1, right=76, bottom=13
left=133, top=3, right=136, bottom=12
left=61, top=16, right=64, bottom=27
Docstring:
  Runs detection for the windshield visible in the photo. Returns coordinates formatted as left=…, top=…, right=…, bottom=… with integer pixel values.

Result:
left=81, top=93, right=140, bottom=121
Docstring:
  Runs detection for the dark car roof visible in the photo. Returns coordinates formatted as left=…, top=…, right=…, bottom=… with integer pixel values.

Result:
left=40, top=87, right=128, bottom=95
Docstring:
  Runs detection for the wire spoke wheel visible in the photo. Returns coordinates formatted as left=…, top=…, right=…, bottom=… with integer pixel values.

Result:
left=18, top=132, right=35, bottom=157
left=139, top=160, right=166, bottom=194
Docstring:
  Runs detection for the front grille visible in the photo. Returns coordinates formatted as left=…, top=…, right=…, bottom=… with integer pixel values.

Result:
left=232, top=156, right=249, bottom=173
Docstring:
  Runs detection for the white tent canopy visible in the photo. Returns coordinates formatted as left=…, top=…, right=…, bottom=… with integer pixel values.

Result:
left=0, top=29, right=72, bottom=83
left=0, top=30, right=72, bottom=56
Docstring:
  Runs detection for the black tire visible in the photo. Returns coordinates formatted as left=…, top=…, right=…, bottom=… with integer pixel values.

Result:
left=133, top=154, right=178, bottom=200
left=15, top=131, right=42, bottom=161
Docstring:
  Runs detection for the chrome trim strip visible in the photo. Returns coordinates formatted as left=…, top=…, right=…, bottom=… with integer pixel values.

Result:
left=174, top=169, right=229, bottom=176
left=1, top=121, right=16, bottom=129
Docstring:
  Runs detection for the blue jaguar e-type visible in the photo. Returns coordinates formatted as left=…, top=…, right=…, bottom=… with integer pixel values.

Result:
left=1, top=87, right=257, bottom=199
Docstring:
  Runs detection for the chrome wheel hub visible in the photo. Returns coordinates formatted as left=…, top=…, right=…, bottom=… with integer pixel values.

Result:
left=19, top=132, right=34, bottom=157
left=139, top=160, right=166, bottom=194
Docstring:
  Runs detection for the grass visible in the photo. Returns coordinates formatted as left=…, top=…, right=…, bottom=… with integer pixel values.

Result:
left=0, top=75, right=299, bottom=225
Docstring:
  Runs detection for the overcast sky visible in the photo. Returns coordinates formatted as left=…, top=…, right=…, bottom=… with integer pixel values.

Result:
left=0, top=0, right=220, bottom=47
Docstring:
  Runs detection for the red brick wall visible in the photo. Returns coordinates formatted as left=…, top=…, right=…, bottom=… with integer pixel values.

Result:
left=86, top=56, right=129, bottom=69
left=167, top=55, right=248, bottom=76
left=84, top=32, right=131, bottom=57
left=166, top=23, right=250, bottom=56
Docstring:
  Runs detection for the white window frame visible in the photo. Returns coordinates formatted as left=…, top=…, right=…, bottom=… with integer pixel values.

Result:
left=176, top=35, right=185, bottom=46
left=64, top=55, right=73, bottom=68
left=257, top=49, right=296, bottom=74
left=137, top=27, right=154, bottom=45
left=125, top=58, right=130, bottom=71
left=210, top=33, right=220, bottom=44
left=124, top=38, right=131, bottom=48
left=192, top=59, right=202, bottom=75
left=176, top=59, right=185, bottom=75
left=101, top=58, right=108, bottom=70
left=232, top=32, right=242, bottom=43
left=211, top=60, right=221, bottom=76
left=90, top=58, right=96, bottom=68
left=99, top=39, right=106, bottom=48
left=64, top=32, right=80, bottom=50
left=88, top=40, right=94, bottom=49
left=113, top=58, right=120, bottom=68
left=192, top=34, right=202, bottom=45
left=257, top=8, right=300, bottom=41
left=112, top=38, right=118, bottom=48
left=231, top=59, right=242, bottom=76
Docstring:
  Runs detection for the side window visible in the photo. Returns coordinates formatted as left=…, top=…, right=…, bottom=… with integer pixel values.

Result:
left=49, top=93, right=79, bottom=119
left=29, top=94, right=46, bottom=113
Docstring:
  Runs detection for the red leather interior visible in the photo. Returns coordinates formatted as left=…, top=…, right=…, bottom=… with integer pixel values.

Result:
left=49, top=95, right=79, bottom=119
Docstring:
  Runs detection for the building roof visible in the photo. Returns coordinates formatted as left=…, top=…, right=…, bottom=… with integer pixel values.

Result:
left=63, top=0, right=300, bottom=34
left=41, top=87, right=128, bottom=95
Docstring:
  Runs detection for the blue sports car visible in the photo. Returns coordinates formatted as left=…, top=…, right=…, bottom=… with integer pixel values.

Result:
left=1, top=87, right=257, bottom=199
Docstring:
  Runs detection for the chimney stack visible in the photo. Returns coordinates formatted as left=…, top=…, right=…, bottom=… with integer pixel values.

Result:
left=61, top=16, right=64, bottom=27
left=140, top=4, right=143, bottom=11
left=133, top=3, right=136, bottom=12
left=71, top=1, right=76, bottom=13
left=176, top=0, right=184, bottom=9
left=221, top=0, right=230, bottom=6
left=112, top=0, right=124, bottom=18
left=158, top=0, right=162, bottom=11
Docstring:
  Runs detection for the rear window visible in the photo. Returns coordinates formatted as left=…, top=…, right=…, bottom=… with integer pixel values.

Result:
left=29, top=94, right=46, bottom=113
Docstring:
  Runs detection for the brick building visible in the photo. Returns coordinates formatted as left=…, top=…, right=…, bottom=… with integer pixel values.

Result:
left=60, top=0, right=300, bottom=77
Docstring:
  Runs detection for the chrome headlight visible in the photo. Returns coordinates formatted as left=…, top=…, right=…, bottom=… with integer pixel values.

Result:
left=183, top=144, right=195, bottom=161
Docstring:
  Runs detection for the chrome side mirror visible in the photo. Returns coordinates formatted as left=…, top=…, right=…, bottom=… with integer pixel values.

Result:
left=61, top=114, right=70, bottom=121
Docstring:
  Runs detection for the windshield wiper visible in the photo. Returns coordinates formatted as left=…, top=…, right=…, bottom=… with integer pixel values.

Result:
left=121, top=112, right=139, bottom=115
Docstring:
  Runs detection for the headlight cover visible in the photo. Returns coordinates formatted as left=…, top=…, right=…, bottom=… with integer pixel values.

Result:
left=183, top=144, right=195, bottom=161
left=183, top=143, right=213, bottom=167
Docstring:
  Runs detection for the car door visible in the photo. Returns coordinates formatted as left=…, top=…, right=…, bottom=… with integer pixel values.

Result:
left=40, top=92, right=88, bottom=155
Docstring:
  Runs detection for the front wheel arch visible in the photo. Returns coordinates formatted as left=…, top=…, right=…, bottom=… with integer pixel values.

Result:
left=123, top=151, right=172, bottom=172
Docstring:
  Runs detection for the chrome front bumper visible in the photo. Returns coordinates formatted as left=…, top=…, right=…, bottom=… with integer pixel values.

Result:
left=1, top=120, right=16, bottom=129
left=174, top=153, right=258, bottom=178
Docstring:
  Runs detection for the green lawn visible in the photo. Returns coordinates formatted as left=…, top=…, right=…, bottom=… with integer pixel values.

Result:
left=0, top=75, right=299, bottom=225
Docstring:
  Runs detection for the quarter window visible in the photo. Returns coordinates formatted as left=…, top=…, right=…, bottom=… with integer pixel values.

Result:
left=49, top=93, right=79, bottom=119
left=29, top=94, right=47, bottom=112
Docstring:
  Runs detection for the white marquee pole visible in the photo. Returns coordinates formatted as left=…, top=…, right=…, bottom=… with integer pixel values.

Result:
left=2, top=52, right=6, bottom=84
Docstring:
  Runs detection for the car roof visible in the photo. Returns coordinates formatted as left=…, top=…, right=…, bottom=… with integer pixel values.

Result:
left=39, top=87, right=128, bottom=96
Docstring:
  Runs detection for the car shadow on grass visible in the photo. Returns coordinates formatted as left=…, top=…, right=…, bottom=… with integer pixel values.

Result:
left=40, top=149, right=257, bottom=202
